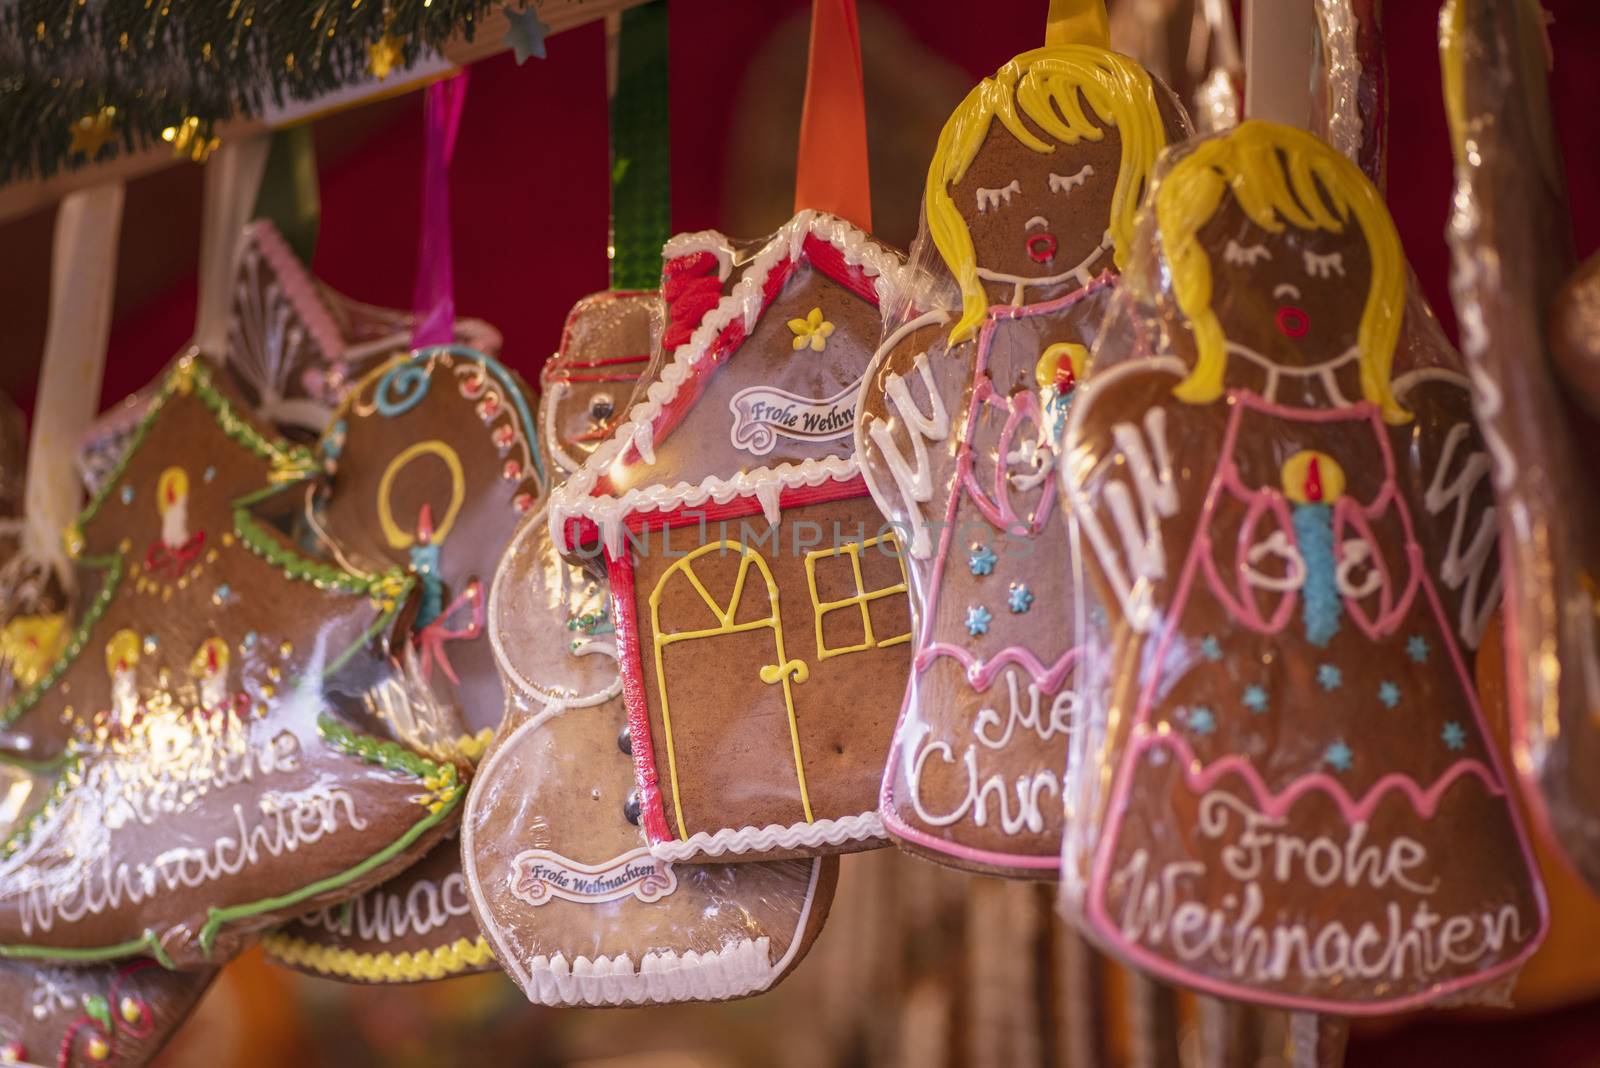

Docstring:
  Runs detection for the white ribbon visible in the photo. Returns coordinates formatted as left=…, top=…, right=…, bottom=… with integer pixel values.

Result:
left=25, top=183, right=125, bottom=591
left=192, top=135, right=271, bottom=357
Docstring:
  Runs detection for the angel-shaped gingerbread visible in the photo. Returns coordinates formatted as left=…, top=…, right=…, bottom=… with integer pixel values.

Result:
left=857, top=40, right=1184, bottom=877
left=1062, top=119, right=1545, bottom=1011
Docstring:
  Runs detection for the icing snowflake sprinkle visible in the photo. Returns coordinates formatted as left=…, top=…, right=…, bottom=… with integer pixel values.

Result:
left=1316, top=663, right=1342, bottom=691
left=1406, top=635, right=1430, bottom=663
left=964, top=605, right=992, bottom=637
left=1187, top=706, right=1216, bottom=735
left=1007, top=584, right=1034, bottom=614
left=1442, top=721, right=1466, bottom=751
left=968, top=544, right=997, bottom=576
left=1323, top=740, right=1353, bottom=772
left=1199, top=635, right=1222, bottom=662
left=787, top=307, right=835, bottom=352
left=1242, top=685, right=1268, bottom=714
left=1377, top=680, right=1400, bottom=709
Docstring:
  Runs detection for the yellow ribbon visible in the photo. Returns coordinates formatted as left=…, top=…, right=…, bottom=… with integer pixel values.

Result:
left=1045, top=0, right=1109, bottom=48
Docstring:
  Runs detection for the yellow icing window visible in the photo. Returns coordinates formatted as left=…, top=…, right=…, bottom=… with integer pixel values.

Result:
left=804, top=533, right=911, bottom=661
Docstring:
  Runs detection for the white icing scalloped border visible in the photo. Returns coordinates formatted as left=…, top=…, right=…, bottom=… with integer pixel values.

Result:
left=649, top=810, right=885, bottom=862
left=551, top=210, right=906, bottom=556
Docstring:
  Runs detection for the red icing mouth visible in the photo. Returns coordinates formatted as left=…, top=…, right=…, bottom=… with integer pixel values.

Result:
left=1026, top=233, right=1058, bottom=264
left=1275, top=305, right=1310, bottom=339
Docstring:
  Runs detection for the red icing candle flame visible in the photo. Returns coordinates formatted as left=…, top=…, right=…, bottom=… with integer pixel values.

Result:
left=417, top=503, right=435, bottom=545
left=1305, top=456, right=1324, bottom=503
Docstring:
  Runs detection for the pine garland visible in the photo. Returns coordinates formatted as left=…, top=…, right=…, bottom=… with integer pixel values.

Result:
left=0, top=0, right=509, bottom=183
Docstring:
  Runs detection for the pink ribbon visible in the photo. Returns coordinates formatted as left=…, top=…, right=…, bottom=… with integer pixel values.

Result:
left=411, top=72, right=470, bottom=350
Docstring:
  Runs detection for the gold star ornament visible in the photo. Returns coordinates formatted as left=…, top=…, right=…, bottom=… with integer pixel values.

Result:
left=369, top=33, right=404, bottom=80
left=67, top=107, right=117, bottom=160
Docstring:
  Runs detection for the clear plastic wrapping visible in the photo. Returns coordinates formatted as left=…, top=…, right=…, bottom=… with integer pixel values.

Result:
left=0, top=354, right=466, bottom=968
left=1442, top=0, right=1600, bottom=896
left=548, top=211, right=912, bottom=863
left=856, top=44, right=1187, bottom=877
left=1059, top=119, right=1544, bottom=1012
left=467, top=502, right=836, bottom=1005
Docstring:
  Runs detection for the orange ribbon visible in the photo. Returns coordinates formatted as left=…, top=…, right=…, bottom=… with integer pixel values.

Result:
left=793, top=0, right=872, bottom=233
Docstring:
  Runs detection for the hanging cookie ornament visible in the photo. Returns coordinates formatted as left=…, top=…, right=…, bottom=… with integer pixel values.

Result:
left=259, top=74, right=537, bottom=983
left=1441, top=0, right=1600, bottom=894
left=552, top=0, right=908, bottom=864
left=467, top=500, right=837, bottom=1004
left=1059, top=118, right=1546, bottom=1012
left=856, top=4, right=1187, bottom=878
left=0, top=353, right=466, bottom=968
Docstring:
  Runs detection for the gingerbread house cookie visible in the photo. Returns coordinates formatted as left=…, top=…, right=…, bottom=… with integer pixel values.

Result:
left=0, top=355, right=464, bottom=967
left=1442, top=0, right=1600, bottom=892
left=857, top=44, right=1183, bottom=877
left=541, top=291, right=656, bottom=478
left=1063, top=120, right=1545, bottom=1012
left=261, top=347, right=544, bottom=982
left=466, top=499, right=837, bottom=1004
left=551, top=210, right=911, bottom=862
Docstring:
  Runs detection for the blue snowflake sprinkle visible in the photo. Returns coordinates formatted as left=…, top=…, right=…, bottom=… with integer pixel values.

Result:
left=213, top=583, right=234, bottom=606
left=1316, top=663, right=1343, bottom=691
left=1242, top=685, right=1268, bottom=714
left=1199, top=636, right=1222, bottom=662
left=1442, top=721, right=1467, bottom=751
left=1378, top=680, right=1400, bottom=709
left=964, top=605, right=993, bottom=637
left=242, top=631, right=258, bottom=650
left=1323, top=740, right=1354, bottom=772
left=120, top=485, right=134, bottom=505
left=1007, top=584, right=1035, bottom=614
left=968, top=544, right=997, bottom=577
left=1406, top=635, right=1430, bottom=663
left=1089, top=605, right=1108, bottom=627
left=1188, top=707, right=1217, bottom=735
left=203, top=465, right=217, bottom=483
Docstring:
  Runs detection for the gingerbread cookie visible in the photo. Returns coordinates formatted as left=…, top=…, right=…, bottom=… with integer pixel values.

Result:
left=0, top=958, right=212, bottom=1068
left=0, top=355, right=465, bottom=967
left=261, top=347, right=544, bottom=982
left=551, top=210, right=911, bottom=863
left=541, top=291, right=656, bottom=478
left=76, top=219, right=504, bottom=494
left=467, top=503, right=836, bottom=1004
left=1063, top=120, right=1545, bottom=1011
left=857, top=44, right=1183, bottom=877
left=224, top=220, right=502, bottom=439
left=1442, top=0, right=1600, bottom=893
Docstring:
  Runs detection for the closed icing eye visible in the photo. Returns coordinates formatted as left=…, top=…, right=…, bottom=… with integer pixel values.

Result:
left=975, top=179, right=1021, bottom=213
left=1224, top=240, right=1272, bottom=266
left=1048, top=165, right=1093, bottom=194
left=1304, top=250, right=1345, bottom=278
left=1273, top=282, right=1303, bottom=301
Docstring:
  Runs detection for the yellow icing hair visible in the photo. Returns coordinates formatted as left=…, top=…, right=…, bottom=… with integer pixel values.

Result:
left=1156, top=120, right=1410, bottom=423
left=926, top=44, right=1169, bottom=343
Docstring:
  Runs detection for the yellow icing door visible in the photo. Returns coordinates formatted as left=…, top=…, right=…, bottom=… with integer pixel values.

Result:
left=649, top=541, right=812, bottom=840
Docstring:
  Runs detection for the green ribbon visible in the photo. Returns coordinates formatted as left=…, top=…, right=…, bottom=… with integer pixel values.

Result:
left=609, top=0, right=671, bottom=292
left=252, top=125, right=321, bottom=265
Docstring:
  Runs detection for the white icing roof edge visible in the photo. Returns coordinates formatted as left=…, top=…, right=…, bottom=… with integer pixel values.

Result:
left=551, top=209, right=905, bottom=554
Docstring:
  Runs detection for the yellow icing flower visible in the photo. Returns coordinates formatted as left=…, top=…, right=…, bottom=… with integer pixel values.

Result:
left=0, top=614, right=66, bottom=689
left=787, top=307, right=835, bottom=352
